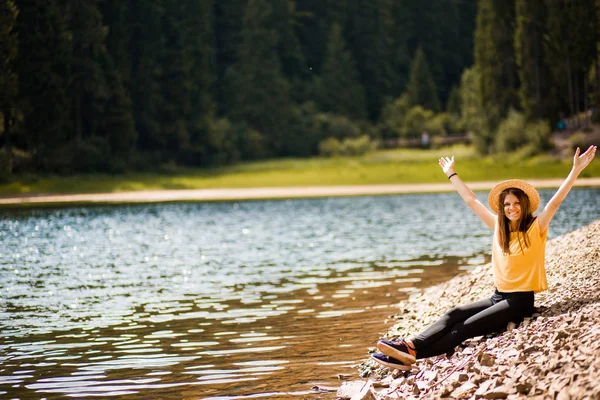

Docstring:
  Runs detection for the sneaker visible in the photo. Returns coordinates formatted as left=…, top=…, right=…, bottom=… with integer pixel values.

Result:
left=377, top=338, right=417, bottom=365
left=370, top=353, right=411, bottom=371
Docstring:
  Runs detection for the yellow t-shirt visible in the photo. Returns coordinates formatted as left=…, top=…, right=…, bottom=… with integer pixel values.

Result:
left=492, top=217, right=548, bottom=293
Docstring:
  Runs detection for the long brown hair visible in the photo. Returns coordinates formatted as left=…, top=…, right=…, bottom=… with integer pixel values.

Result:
left=497, top=188, right=536, bottom=254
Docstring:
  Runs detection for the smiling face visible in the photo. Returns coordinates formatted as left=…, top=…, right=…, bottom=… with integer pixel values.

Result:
left=503, top=193, right=522, bottom=222
left=497, top=188, right=534, bottom=252
left=498, top=188, right=531, bottom=231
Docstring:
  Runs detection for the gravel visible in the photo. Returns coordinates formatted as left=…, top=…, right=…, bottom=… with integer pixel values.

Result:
left=336, top=219, right=600, bottom=400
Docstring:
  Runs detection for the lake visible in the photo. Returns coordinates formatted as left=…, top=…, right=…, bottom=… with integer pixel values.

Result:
left=1, top=188, right=599, bottom=399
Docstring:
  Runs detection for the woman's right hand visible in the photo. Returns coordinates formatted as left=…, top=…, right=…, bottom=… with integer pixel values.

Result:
left=438, top=156, right=455, bottom=177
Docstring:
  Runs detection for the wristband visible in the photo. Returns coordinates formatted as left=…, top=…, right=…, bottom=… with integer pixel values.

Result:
left=447, top=173, right=457, bottom=180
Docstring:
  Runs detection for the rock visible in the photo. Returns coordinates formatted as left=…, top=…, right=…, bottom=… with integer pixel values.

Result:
left=439, top=384, right=453, bottom=398
left=373, top=376, right=393, bottom=388
left=481, top=386, right=510, bottom=399
left=515, top=381, right=532, bottom=394
left=556, top=387, right=570, bottom=400
left=422, top=370, right=437, bottom=383
left=474, top=380, right=494, bottom=395
left=312, top=385, right=338, bottom=393
left=479, top=353, right=495, bottom=367
left=337, top=381, right=371, bottom=399
left=449, top=381, right=477, bottom=398
left=350, top=220, right=600, bottom=400
left=350, top=382, right=377, bottom=400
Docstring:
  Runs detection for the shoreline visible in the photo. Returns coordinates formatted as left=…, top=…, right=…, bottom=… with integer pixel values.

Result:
left=336, top=219, right=600, bottom=399
left=1, top=177, right=600, bottom=207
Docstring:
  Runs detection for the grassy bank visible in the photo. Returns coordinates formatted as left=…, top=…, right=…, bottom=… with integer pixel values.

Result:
left=1, top=145, right=599, bottom=195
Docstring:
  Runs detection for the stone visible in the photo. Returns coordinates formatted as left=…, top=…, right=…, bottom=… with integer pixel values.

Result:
left=515, top=381, right=532, bottom=394
left=350, top=382, right=377, bottom=400
left=479, top=353, right=495, bottom=367
left=481, top=386, right=510, bottom=399
left=556, top=388, right=570, bottom=400
left=337, top=381, right=371, bottom=399
left=349, top=221, right=600, bottom=400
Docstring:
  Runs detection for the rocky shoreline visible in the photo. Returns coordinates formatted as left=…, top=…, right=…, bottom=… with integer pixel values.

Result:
left=336, top=219, right=600, bottom=400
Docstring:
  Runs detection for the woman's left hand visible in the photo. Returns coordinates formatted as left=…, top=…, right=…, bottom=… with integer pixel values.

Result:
left=573, top=145, right=597, bottom=173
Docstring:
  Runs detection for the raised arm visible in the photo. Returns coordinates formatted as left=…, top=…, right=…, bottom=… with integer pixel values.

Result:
left=439, top=156, right=495, bottom=230
left=537, top=145, right=597, bottom=233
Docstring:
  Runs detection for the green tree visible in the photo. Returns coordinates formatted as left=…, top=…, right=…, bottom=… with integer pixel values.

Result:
left=100, top=0, right=131, bottom=82
left=67, top=0, right=108, bottom=142
left=214, top=0, right=246, bottom=114
left=294, top=0, right=346, bottom=76
left=474, top=0, right=518, bottom=142
left=15, top=0, right=72, bottom=154
left=228, top=0, right=292, bottom=157
left=384, top=0, right=412, bottom=97
left=385, top=0, right=475, bottom=105
left=96, top=52, right=137, bottom=159
left=345, top=0, right=393, bottom=120
left=515, top=0, right=549, bottom=121
left=159, top=1, right=192, bottom=156
left=128, top=0, right=164, bottom=152
left=459, top=67, right=488, bottom=154
left=98, top=0, right=137, bottom=159
left=405, top=47, right=441, bottom=112
left=272, top=0, right=307, bottom=79
left=546, top=0, right=597, bottom=120
left=446, top=85, right=461, bottom=116
left=184, top=0, right=217, bottom=165
left=316, top=23, right=367, bottom=120
left=401, top=105, right=434, bottom=138
left=0, top=0, right=19, bottom=149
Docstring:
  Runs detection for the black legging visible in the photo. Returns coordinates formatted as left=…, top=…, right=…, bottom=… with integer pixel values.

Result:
left=411, top=290, right=535, bottom=359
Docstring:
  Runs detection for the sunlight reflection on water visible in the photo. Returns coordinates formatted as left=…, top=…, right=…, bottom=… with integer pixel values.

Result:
left=0, top=188, right=598, bottom=398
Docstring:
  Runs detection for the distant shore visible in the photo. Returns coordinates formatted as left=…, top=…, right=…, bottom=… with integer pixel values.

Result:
left=1, top=177, right=600, bottom=207
left=336, top=219, right=600, bottom=399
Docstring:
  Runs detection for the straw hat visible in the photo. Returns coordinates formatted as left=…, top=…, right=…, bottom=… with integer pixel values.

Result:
left=488, top=179, right=540, bottom=213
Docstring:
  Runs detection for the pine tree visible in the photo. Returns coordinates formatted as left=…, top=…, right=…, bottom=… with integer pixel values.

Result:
left=459, top=67, right=487, bottom=153
left=474, top=0, right=518, bottom=138
left=214, top=0, right=246, bottom=115
left=515, top=0, right=548, bottom=121
left=294, top=0, right=347, bottom=76
left=405, top=47, right=441, bottom=112
left=159, top=1, right=192, bottom=156
left=385, top=0, right=412, bottom=97
left=96, top=52, right=137, bottom=158
left=67, top=0, right=109, bottom=142
left=101, top=0, right=131, bottom=82
left=546, top=0, right=597, bottom=120
left=0, top=0, right=19, bottom=149
left=345, top=0, right=392, bottom=120
left=128, top=0, right=164, bottom=152
left=385, top=0, right=473, bottom=107
left=99, top=0, right=137, bottom=158
left=271, top=0, right=307, bottom=79
left=446, top=85, right=461, bottom=116
left=316, top=23, right=367, bottom=120
left=185, top=0, right=217, bottom=162
left=15, top=0, right=72, bottom=153
left=228, top=0, right=291, bottom=156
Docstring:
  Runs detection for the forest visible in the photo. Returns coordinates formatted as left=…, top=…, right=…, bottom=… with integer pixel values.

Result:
left=0, top=0, right=598, bottom=175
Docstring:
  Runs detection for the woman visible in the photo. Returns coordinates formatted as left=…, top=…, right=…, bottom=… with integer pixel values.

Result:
left=372, top=145, right=597, bottom=370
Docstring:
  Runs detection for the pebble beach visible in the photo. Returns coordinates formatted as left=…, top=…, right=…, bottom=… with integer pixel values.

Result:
left=336, top=219, right=600, bottom=400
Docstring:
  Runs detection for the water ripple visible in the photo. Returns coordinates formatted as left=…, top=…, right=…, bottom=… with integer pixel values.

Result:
left=1, top=189, right=599, bottom=398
